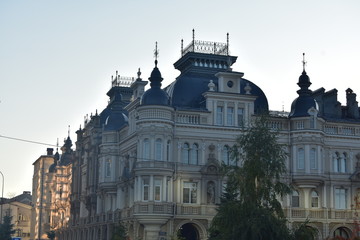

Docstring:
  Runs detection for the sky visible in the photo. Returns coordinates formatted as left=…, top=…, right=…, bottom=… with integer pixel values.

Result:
left=0, top=0, right=360, bottom=197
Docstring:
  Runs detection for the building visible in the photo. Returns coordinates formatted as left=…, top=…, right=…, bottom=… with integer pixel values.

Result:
left=1, top=191, right=32, bottom=240
left=30, top=138, right=74, bottom=240
left=34, top=32, right=360, bottom=240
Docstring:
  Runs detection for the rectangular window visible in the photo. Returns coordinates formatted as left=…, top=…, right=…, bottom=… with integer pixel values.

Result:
left=310, top=148, right=317, bottom=169
left=143, top=178, right=149, bottom=201
left=183, top=182, right=197, bottom=204
left=216, top=106, right=223, bottom=125
left=155, top=139, right=163, bottom=161
left=237, top=108, right=244, bottom=126
left=154, top=179, right=162, bottom=201
left=143, top=139, right=150, bottom=161
left=227, top=107, right=234, bottom=126
left=105, top=159, right=111, bottom=177
left=297, top=148, right=305, bottom=170
left=296, top=121, right=304, bottom=129
left=335, top=188, right=347, bottom=209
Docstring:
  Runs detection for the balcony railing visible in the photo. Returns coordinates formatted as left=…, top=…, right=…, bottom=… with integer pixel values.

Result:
left=285, top=208, right=356, bottom=220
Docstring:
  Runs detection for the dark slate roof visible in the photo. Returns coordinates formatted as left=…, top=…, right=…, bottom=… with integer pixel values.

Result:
left=100, top=86, right=131, bottom=131
left=165, top=52, right=268, bottom=113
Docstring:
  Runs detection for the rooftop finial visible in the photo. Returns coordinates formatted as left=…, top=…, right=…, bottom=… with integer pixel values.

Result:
left=68, top=125, right=70, bottom=137
left=227, top=32, right=229, bottom=56
left=137, top=68, right=141, bottom=79
left=192, top=29, right=195, bottom=42
left=302, top=53, right=307, bottom=72
left=154, top=41, right=159, bottom=66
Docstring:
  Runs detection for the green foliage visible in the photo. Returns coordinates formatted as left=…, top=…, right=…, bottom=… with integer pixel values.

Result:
left=292, top=219, right=318, bottom=240
left=209, top=115, right=293, bottom=240
left=0, top=215, right=16, bottom=240
left=112, top=221, right=128, bottom=240
left=170, top=230, right=186, bottom=240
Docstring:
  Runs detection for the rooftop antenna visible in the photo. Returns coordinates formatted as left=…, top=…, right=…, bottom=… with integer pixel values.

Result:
left=302, top=53, right=307, bottom=72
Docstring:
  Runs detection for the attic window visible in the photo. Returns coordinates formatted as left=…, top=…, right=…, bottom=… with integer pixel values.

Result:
left=227, top=80, right=234, bottom=88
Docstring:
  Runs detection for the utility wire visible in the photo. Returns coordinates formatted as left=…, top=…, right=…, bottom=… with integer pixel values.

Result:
left=0, top=134, right=57, bottom=147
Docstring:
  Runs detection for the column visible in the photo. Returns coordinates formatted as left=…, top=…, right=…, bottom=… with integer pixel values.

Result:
left=163, top=176, right=167, bottom=201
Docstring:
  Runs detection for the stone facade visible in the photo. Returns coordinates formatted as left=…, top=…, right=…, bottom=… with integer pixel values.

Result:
left=35, top=35, right=360, bottom=240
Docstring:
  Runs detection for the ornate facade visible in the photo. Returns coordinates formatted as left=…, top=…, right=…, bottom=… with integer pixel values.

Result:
left=30, top=138, right=74, bottom=240
left=37, top=33, right=360, bottom=240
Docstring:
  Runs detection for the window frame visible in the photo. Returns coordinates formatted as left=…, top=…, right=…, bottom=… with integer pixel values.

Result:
left=183, top=182, right=198, bottom=204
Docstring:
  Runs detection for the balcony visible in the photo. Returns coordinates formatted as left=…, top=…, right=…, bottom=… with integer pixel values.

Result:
left=285, top=208, right=356, bottom=221
left=135, top=161, right=175, bottom=171
left=133, top=202, right=174, bottom=215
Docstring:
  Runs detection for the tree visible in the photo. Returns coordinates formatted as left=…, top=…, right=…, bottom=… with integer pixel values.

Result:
left=0, top=215, right=16, bottom=240
left=111, top=221, right=128, bottom=240
left=209, top=116, right=293, bottom=240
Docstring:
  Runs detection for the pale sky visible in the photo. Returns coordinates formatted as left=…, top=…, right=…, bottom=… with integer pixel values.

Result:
left=0, top=0, right=359, bottom=196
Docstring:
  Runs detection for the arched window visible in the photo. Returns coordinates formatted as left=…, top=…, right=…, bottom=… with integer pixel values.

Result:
left=333, top=152, right=340, bottom=172
left=334, top=227, right=350, bottom=239
left=341, top=152, right=347, bottom=173
left=221, top=145, right=231, bottom=165
left=143, top=139, right=150, bottom=161
left=182, top=143, right=190, bottom=164
left=310, top=148, right=317, bottom=169
left=311, top=190, right=319, bottom=208
left=155, top=139, right=163, bottom=161
left=292, top=190, right=300, bottom=208
left=297, top=148, right=305, bottom=170
left=190, top=143, right=199, bottom=165
left=333, top=152, right=347, bottom=173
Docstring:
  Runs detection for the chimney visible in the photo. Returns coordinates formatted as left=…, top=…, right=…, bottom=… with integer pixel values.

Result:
left=346, top=88, right=359, bottom=118
left=47, top=148, right=54, bottom=156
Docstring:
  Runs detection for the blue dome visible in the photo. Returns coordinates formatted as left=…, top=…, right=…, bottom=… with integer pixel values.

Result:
left=104, top=112, right=128, bottom=131
left=289, top=95, right=318, bottom=117
left=141, top=88, right=170, bottom=106
left=141, top=60, right=170, bottom=106
left=289, top=70, right=318, bottom=118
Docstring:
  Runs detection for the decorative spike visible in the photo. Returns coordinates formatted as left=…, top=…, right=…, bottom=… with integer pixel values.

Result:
left=181, top=39, right=183, bottom=56
left=302, top=53, right=307, bottom=72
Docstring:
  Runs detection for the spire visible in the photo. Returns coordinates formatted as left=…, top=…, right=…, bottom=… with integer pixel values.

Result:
left=297, top=52, right=312, bottom=96
left=154, top=41, right=159, bottom=67
left=148, top=42, right=163, bottom=88
left=302, top=53, right=307, bottom=72
left=227, top=32, right=229, bottom=56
